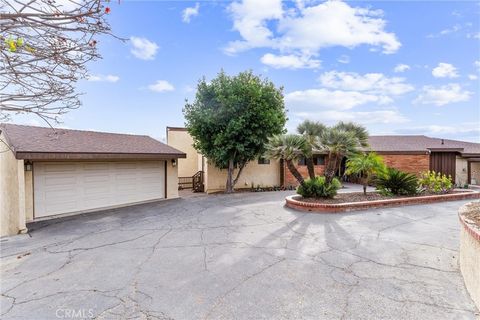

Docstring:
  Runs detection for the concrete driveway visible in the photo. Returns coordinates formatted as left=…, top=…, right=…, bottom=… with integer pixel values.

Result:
left=1, top=191, right=478, bottom=319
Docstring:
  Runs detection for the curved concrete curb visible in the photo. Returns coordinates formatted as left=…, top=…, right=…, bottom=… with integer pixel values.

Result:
left=459, top=202, right=480, bottom=310
left=285, top=190, right=480, bottom=213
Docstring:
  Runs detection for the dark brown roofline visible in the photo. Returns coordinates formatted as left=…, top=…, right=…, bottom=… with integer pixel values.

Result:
left=17, top=152, right=186, bottom=161
left=427, top=148, right=464, bottom=152
left=166, top=127, right=187, bottom=131
left=462, top=153, right=480, bottom=158
left=375, top=151, right=431, bottom=155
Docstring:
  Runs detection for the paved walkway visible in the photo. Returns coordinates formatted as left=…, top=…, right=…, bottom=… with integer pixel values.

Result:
left=1, top=191, right=478, bottom=319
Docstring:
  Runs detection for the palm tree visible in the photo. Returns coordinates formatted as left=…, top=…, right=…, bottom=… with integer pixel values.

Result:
left=345, top=152, right=386, bottom=195
left=297, top=120, right=326, bottom=179
left=265, top=134, right=308, bottom=186
left=319, top=122, right=369, bottom=183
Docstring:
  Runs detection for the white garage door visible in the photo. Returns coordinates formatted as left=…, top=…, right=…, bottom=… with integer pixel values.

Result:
left=34, top=161, right=165, bottom=218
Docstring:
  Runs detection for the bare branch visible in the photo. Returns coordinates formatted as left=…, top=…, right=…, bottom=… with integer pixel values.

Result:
left=0, top=0, right=121, bottom=124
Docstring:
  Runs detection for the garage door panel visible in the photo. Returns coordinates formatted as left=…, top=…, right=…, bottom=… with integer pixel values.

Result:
left=34, top=161, right=165, bottom=218
left=41, top=163, right=78, bottom=173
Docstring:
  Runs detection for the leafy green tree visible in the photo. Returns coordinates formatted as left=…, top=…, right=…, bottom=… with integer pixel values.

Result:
left=184, top=70, right=286, bottom=193
left=297, top=120, right=326, bottom=179
left=265, top=134, right=308, bottom=186
left=345, top=152, right=386, bottom=195
left=319, top=122, right=369, bottom=183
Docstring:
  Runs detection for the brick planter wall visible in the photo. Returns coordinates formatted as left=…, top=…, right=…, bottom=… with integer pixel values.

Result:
left=285, top=190, right=480, bottom=213
left=458, top=202, right=480, bottom=310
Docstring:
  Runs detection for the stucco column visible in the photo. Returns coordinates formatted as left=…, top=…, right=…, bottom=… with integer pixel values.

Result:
left=17, top=160, right=28, bottom=234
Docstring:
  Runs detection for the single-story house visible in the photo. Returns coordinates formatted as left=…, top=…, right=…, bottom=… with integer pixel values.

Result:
left=167, top=127, right=480, bottom=193
left=0, top=124, right=185, bottom=237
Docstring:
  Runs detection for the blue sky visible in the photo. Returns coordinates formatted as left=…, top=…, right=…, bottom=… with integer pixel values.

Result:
left=12, top=0, right=480, bottom=142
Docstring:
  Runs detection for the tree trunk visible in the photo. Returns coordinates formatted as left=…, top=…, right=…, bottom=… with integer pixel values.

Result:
left=226, top=158, right=234, bottom=193
left=324, top=154, right=337, bottom=183
left=232, top=162, right=246, bottom=189
left=306, top=157, right=315, bottom=179
left=286, top=159, right=305, bottom=186
left=362, top=174, right=369, bottom=195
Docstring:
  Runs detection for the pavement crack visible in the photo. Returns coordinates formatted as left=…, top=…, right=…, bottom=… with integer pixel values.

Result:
left=204, top=258, right=285, bottom=319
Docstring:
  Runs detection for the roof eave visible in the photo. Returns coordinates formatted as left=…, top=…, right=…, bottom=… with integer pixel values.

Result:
left=15, top=152, right=187, bottom=161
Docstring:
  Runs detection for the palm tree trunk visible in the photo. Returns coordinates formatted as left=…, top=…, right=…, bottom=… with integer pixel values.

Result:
left=306, top=157, right=315, bottom=179
left=286, top=159, right=305, bottom=186
left=325, top=154, right=337, bottom=183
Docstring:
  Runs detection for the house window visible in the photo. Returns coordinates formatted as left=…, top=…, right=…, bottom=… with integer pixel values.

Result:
left=313, top=155, right=325, bottom=165
left=298, top=156, right=325, bottom=166
left=258, top=157, right=270, bottom=165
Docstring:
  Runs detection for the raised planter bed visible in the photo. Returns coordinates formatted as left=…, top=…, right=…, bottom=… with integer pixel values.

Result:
left=458, top=202, right=480, bottom=309
left=285, top=189, right=480, bottom=213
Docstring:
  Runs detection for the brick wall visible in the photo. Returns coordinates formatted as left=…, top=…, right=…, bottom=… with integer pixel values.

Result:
left=282, top=153, right=430, bottom=186
left=380, top=154, right=430, bottom=175
left=284, top=164, right=325, bottom=186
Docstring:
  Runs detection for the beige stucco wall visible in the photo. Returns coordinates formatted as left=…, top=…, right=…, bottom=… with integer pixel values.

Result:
left=456, top=157, right=468, bottom=186
left=166, top=159, right=179, bottom=199
left=471, top=162, right=480, bottom=185
left=0, top=133, right=28, bottom=237
left=167, top=129, right=200, bottom=177
left=25, top=170, right=34, bottom=222
left=204, top=159, right=281, bottom=193
left=459, top=204, right=480, bottom=310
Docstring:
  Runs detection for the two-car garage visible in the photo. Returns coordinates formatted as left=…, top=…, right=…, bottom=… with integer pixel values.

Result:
left=0, top=123, right=186, bottom=236
left=33, top=161, right=166, bottom=218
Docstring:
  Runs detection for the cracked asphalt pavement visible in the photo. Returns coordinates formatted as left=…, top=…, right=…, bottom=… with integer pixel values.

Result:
left=1, top=191, right=478, bottom=319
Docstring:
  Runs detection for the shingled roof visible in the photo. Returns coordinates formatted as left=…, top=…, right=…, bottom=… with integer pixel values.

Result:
left=368, top=135, right=480, bottom=156
left=0, top=123, right=186, bottom=160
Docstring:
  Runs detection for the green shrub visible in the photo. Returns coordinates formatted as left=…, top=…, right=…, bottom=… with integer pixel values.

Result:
left=418, top=171, right=453, bottom=194
left=297, top=176, right=341, bottom=199
left=375, top=168, right=418, bottom=195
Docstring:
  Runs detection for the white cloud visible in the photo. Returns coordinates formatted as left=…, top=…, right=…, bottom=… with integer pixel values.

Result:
left=414, top=84, right=471, bottom=106
left=337, top=55, right=350, bottom=64
left=318, top=71, right=414, bottom=96
left=182, top=3, right=200, bottom=23
left=467, top=32, right=480, bottom=39
left=427, top=24, right=462, bottom=38
left=225, top=0, right=283, bottom=55
left=285, top=70, right=414, bottom=126
left=285, top=88, right=386, bottom=110
left=432, top=62, right=459, bottom=78
left=260, top=53, right=320, bottom=69
left=87, top=74, right=120, bottom=83
left=294, top=109, right=408, bottom=125
left=148, top=80, right=175, bottom=92
left=468, top=74, right=478, bottom=80
left=475, top=60, right=480, bottom=70
left=130, top=37, right=159, bottom=60
left=225, top=0, right=400, bottom=64
left=393, top=64, right=410, bottom=73
left=395, top=123, right=480, bottom=142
